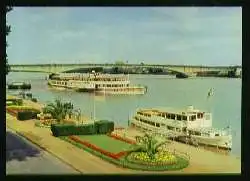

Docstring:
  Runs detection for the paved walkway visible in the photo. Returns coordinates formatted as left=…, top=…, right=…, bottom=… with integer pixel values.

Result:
left=6, top=129, right=79, bottom=175
left=6, top=114, right=135, bottom=174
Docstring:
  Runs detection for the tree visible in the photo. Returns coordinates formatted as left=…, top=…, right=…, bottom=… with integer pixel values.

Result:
left=43, top=98, right=74, bottom=124
left=6, top=6, right=13, bottom=75
left=133, top=133, right=168, bottom=159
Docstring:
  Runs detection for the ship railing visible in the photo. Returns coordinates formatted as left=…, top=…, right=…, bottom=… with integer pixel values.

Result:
left=126, top=86, right=147, bottom=90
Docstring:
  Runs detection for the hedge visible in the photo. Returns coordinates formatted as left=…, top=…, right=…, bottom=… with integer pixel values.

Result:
left=51, top=123, right=96, bottom=137
left=8, top=84, right=31, bottom=90
left=17, top=110, right=41, bottom=121
left=50, top=120, right=115, bottom=137
left=31, top=98, right=38, bottom=102
left=94, top=120, right=114, bottom=134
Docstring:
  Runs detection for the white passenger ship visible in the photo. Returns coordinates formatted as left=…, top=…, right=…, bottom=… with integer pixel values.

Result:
left=130, top=106, right=232, bottom=150
left=47, top=72, right=147, bottom=95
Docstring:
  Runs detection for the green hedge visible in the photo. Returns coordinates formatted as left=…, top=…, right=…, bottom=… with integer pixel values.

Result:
left=51, top=123, right=96, bottom=137
left=94, top=120, right=114, bottom=134
left=17, top=110, right=41, bottom=121
left=31, top=98, right=38, bottom=102
left=8, top=84, right=31, bottom=90
left=50, top=120, right=115, bottom=137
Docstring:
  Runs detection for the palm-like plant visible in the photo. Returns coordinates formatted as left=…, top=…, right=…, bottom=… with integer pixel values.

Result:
left=42, top=98, right=74, bottom=124
left=133, top=133, right=168, bottom=159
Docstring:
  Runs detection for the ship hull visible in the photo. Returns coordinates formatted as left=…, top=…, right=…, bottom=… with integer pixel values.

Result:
left=47, top=79, right=146, bottom=95
left=130, top=121, right=232, bottom=150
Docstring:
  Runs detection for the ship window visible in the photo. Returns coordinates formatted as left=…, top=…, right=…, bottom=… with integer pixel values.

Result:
left=156, top=123, right=160, bottom=127
left=167, top=126, right=173, bottom=130
left=194, top=131, right=201, bottom=136
left=161, top=124, right=165, bottom=127
left=177, top=115, right=182, bottom=121
left=107, top=84, right=111, bottom=87
left=182, top=116, right=187, bottom=121
left=215, top=133, right=219, bottom=136
left=197, top=113, right=201, bottom=119
left=170, top=114, right=176, bottom=120
left=197, top=132, right=201, bottom=136
left=167, top=114, right=171, bottom=119
left=190, top=115, right=196, bottom=121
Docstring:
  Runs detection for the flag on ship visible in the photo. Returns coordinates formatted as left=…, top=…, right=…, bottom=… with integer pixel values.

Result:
left=207, top=88, right=214, bottom=99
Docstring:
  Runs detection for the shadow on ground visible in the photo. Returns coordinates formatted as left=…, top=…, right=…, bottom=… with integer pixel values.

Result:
left=6, top=131, right=41, bottom=162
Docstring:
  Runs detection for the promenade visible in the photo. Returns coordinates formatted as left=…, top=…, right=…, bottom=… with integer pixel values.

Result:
left=6, top=128, right=79, bottom=174
left=6, top=98, right=241, bottom=174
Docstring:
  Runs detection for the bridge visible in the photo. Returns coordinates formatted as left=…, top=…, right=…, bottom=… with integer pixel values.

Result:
left=9, top=63, right=242, bottom=77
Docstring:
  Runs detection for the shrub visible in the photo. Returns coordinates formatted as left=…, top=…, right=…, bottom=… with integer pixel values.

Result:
left=6, top=101, right=14, bottom=106
left=8, top=84, right=31, bottom=90
left=94, top=120, right=114, bottom=134
left=31, top=98, right=38, bottom=102
left=16, top=99, right=23, bottom=106
left=17, top=110, right=40, bottom=121
left=51, top=123, right=96, bottom=137
left=26, top=93, right=32, bottom=99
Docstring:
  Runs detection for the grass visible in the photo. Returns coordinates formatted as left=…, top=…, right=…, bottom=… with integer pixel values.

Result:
left=76, top=135, right=132, bottom=153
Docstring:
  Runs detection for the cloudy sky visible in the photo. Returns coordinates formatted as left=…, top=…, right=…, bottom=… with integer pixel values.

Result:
left=6, top=7, right=241, bottom=66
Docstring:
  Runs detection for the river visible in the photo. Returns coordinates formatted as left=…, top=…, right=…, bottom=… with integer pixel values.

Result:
left=6, top=72, right=241, bottom=158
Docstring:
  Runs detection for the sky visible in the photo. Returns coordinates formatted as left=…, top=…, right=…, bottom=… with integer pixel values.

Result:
left=6, top=7, right=241, bottom=66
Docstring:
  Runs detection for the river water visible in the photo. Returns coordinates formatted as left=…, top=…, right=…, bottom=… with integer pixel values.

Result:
left=6, top=72, right=241, bottom=157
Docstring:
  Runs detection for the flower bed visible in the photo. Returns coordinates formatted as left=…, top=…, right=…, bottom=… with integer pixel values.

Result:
left=35, top=121, right=51, bottom=128
left=6, top=108, right=18, bottom=117
left=60, top=136, right=189, bottom=171
left=114, top=127, right=125, bottom=130
left=125, top=151, right=177, bottom=166
left=108, top=133, right=136, bottom=145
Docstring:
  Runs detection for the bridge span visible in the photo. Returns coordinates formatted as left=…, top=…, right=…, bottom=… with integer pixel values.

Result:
left=9, top=63, right=241, bottom=77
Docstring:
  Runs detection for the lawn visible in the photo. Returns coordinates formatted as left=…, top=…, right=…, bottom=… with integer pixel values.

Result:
left=76, top=135, right=132, bottom=153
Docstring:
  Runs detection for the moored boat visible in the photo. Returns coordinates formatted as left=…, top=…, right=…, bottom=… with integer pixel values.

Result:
left=7, top=82, right=31, bottom=90
left=129, top=106, right=232, bottom=150
left=47, top=72, right=147, bottom=95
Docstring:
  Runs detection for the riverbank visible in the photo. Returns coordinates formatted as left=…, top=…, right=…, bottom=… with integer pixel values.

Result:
left=5, top=96, right=241, bottom=173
